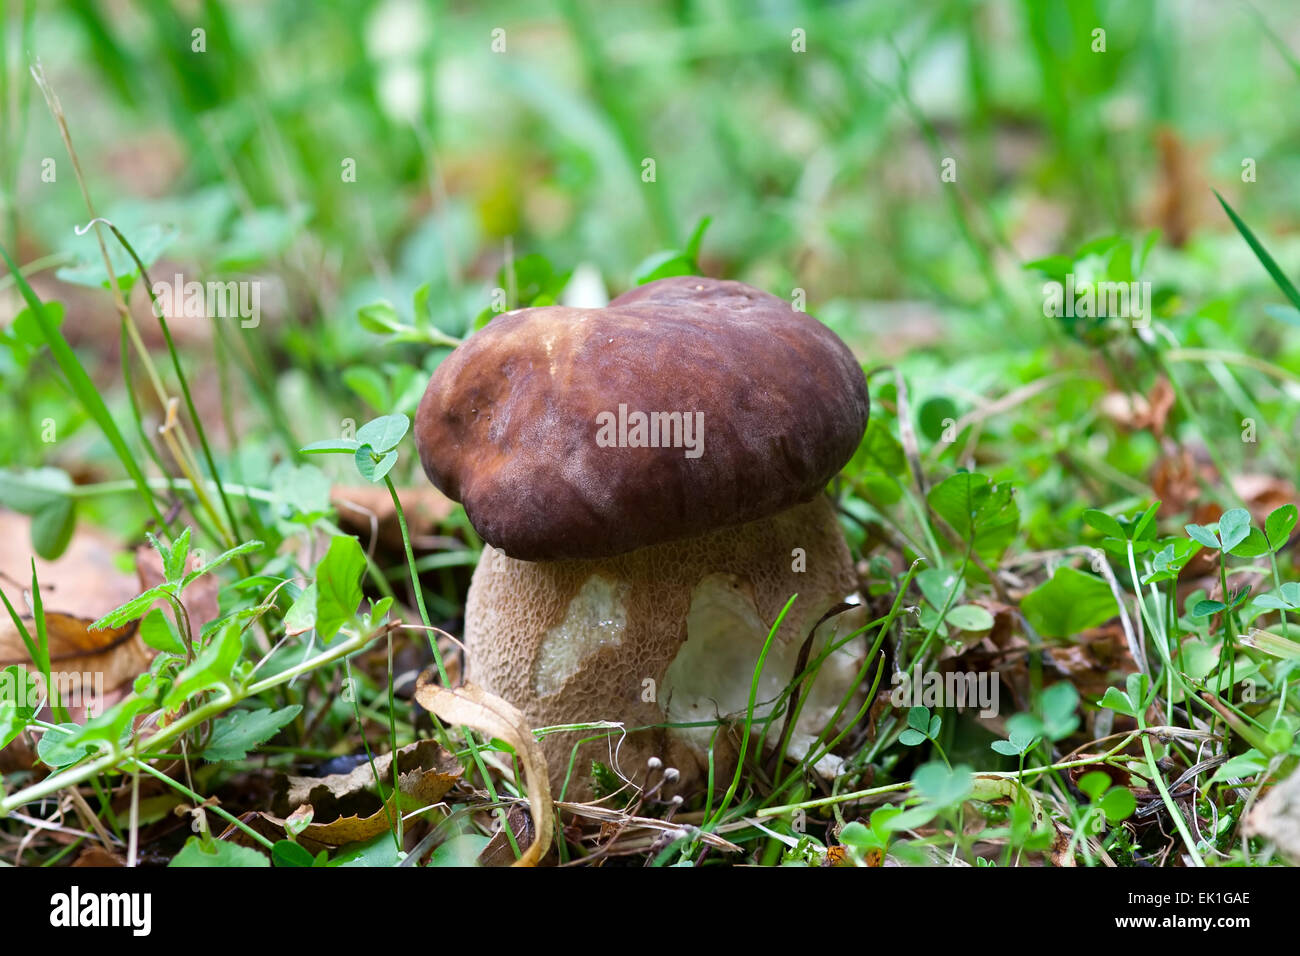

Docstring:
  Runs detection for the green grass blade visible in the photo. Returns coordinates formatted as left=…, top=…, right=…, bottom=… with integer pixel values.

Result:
left=1214, top=189, right=1300, bottom=312
left=0, top=242, right=165, bottom=526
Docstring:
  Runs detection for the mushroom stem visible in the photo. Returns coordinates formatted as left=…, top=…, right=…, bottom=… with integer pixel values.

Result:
left=463, top=495, right=865, bottom=798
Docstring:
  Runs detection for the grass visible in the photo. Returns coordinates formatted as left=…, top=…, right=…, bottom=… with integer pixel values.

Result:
left=1, top=0, right=1299, bottom=869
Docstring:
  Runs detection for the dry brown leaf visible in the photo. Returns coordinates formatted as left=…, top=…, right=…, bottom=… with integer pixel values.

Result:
left=274, top=739, right=461, bottom=847
left=1232, top=474, right=1298, bottom=531
left=1098, top=379, right=1175, bottom=436
left=0, top=612, right=148, bottom=721
left=1244, top=766, right=1300, bottom=863
left=476, top=804, right=539, bottom=867
left=0, top=509, right=139, bottom=617
left=0, top=510, right=222, bottom=720
left=1142, top=128, right=1218, bottom=248
left=1045, top=623, right=1137, bottom=700
left=1050, top=825, right=1077, bottom=867
left=71, top=846, right=125, bottom=867
left=332, top=485, right=456, bottom=552
left=414, top=675, right=553, bottom=866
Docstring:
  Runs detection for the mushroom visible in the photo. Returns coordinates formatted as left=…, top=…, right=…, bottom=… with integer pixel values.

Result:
left=415, top=276, right=870, bottom=796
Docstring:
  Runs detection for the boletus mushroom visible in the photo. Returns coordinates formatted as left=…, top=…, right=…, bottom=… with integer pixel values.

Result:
left=415, top=276, right=870, bottom=796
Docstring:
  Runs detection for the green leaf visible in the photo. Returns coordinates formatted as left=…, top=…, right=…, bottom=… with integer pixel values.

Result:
left=1185, top=523, right=1221, bottom=550
left=1229, top=528, right=1270, bottom=558
left=272, top=840, right=317, bottom=867
left=851, top=419, right=908, bottom=477
left=926, top=473, right=1019, bottom=565
left=354, top=446, right=398, bottom=483
left=203, top=705, right=303, bottom=761
left=162, top=622, right=246, bottom=710
left=1253, top=583, right=1300, bottom=614
left=5, top=302, right=65, bottom=363
left=837, top=821, right=872, bottom=848
left=301, top=438, right=361, bottom=455
left=998, top=728, right=1040, bottom=759
left=36, top=722, right=101, bottom=768
left=1265, top=505, right=1297, bottom=552
left=907, top=706, right=931, bottom=733
left=164, top=527, right=192, bottom=582
left=31, top=496, right=76, bottom=560
left=140, top=608, right=186, bottom=654
left=898, top=728, right=927, bottom=746
left=917, top=396, right=958, bottom=443
left=1078, top=770, right=1110, bottom=801
left=683, top=216, right=712, bottom=264
left=428, top=833, right=489, bottom=866
left=1192, top=599, right=1227, bottom=617
left=1099, top=786, right=1137, bottom=822
left=945, top=604, right=994, bottom=632
left=284, top=583, right=318, bottom=636
left=632, top=250, right=695, bottom=285
left=271, top=463, right=332, bottom=518
left=355, top=414, right=410, bottom=454
left=314, top=535, right=366, bottom=643
left=343, top=366, right=392, bottom=411
left=57, top=223, right=175, bottom=289
left=0, top=467, right=73, bottom=513
left=1083, top=509, right=1126, bottom=541
left=182, top=540, right=263, bottom=587
left=1125, top=672, right=1149, bottom=710
left=0, top=666, right=39, bottom=747
left=1209, top=750, right=1268, bottom=785
left=357, top=300, right=404, bottom=335
left=0, top=244, right=162, bottom=525
left=1098, top=686, right=1135, bottom=718
left=1217, top=508, right=1251, bottom=553
left=1020, top=567, right=1116, bottom=638
left=93, top=585, right=168, bottom=630
left=911, top=762, right=973, bottom=808
left=916, top=567, right=963, bottom=611
left=1251, top=592, right=1293, bottom=611
left=1131, top=501, right=1161, bottom=542
left=171, top=836, right=269, bottom=867
left=1037, top=682, right=1080, bottom=741
left=413, top=282, right=432, bottom=327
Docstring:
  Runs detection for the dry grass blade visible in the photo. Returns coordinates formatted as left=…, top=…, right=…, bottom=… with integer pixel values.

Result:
left=414, top=674, right=553, bottom=866
left=557, top=801, right=744, bottom=853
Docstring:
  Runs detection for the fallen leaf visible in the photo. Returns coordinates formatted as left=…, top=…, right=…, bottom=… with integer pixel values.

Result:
left=0, top=612, right=148, bottom=721
left=71, top=847, right=125, bottom=867
left=272, top=739, right=461, bottom=847
left=1098, top=379, right=1175, bottom=436
left=1244, top=766, right=1300, bottom=863
left=477, top=804, right=539, bottom=867
left=414, top=675, right=553, bottom=867
left=1232, top=474, right=1298, bottom=531
left=332, top=484, right=455, bottom=553
left=0, top=509, right=139, bottom=617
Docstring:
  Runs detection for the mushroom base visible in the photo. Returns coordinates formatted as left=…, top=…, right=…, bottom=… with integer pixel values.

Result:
left=462, top=495, right=865, bottom=799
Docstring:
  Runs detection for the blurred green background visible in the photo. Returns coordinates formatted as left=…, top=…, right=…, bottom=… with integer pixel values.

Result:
left=4, top=0, right=1300, bottom=552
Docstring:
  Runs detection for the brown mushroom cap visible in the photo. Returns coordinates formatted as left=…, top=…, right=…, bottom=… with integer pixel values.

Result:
left=415, top=276, right=868, bottom=560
